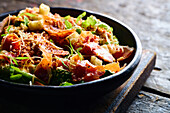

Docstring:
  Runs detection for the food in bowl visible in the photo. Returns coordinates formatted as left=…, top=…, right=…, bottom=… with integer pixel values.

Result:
left=0, top=4, right=134, bottom=86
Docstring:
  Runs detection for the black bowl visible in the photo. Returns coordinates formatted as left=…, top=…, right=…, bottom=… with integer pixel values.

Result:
left=0, top=7, right=142, bottom=104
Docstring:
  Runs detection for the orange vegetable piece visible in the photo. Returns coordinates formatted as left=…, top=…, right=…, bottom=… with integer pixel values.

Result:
left=104, top=62, right=120, bottom=73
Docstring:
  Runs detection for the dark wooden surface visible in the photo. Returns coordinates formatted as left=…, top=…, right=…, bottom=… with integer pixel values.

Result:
left=0, top=0, right=170, bottom=112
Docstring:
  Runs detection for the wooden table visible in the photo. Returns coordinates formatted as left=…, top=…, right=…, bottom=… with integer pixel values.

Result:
left=0, top=0, right=170, bottom=112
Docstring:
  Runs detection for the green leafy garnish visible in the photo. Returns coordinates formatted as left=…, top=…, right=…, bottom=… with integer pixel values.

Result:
left=4, top=55, right=18, bottom=66
left=65, top=38, right=74, bottom=57
left=11, top=58, right=18, bottom=66
left=7, top=26, right=11, bottom=32
left=76, top=47, right=83, bottom=61
left=15, top=57, right=29, bottom=60
left=112, top=35, right=119, bottom=45
left=104, top=35, right=119, bottom=45
left=1, top=26, right=11, bottom=37
left=50, top=39, right=54, bottom=43
left=105, top=42, right=109, bottom=45
left=10, top=74, right=22, bottom=81
left=55, top=57, right=69, bottom=69
left=24, top=16, right=29, bottom=26
left=69, top=39, right=74, bottom=53
left=10, top=66, right=21, bottom=72
left=20, top=12, right=36, bottom=17
left=66, top=39, right=83, bottom=61
left=59, top=82, right=73, bottom=86
left=61, top=60, right=69, bottom=69
left=76, top=28, right=82, bottom=34
left=65, top=45, right=73, bottom=58
left=110, top=27, right=113, bottom=32
left=25, top=13, right=36, bottom=17
left=10, top=66, right=45, bottom=84
left=3, top=55, right=29, bottom=65
left=98, top=24, right=113, bottom=32
left=91, top=31, right=96, bottom=34
left=50, top=68, right=72, bottom=85
left=64, top=15, right=71, bottom=20
left=65, top=20, right=72, bottom=29
left=81, top=16, right=97, bottom=28
left=76, top=12, right=86, bottom=24
left=1, top=34, right=7, bottom=37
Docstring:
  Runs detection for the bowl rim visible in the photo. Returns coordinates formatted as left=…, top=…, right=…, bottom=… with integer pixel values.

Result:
left=0, top=7, right=142, bottom=89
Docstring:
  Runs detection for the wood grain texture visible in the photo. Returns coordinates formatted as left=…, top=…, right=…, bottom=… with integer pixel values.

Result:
left=127, top=91, right=170, bottom=113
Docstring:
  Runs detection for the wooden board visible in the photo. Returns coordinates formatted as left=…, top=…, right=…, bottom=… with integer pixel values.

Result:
left=105, top=49, right=156, bottom=113
left=0, top=50, right=156, bottom=113
left=127, top=91, right=170, bottom=113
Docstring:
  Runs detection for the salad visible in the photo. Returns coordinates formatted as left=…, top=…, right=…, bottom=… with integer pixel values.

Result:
left=0, top=4, right=134, bottom=86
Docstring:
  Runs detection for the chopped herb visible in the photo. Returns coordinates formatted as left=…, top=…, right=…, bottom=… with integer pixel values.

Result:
left=1, top=26, right=11, bottom=37
left=50, top=39, right=54, bottom=43
left=1, top=34, right=7, bottom=37
left=4, top=55, right=18, bottom=66
left=24, top=16, right=29, bottom=26
left=19, top=12, right=36, bottom=18
left=76, top=28, right=82, bottom=34
left=76, top=47, right=83, bottom=61
left=10, top=74, right=22, bottom=81
left=112, top=35, right=119, bottom=45
left=65, top=39, right=74, bottom=57
left=110, top=27, right=113, bottom=32
left=98, top=24, right=113, bottom=32
left=10, top=67, right=14, bottom=75
left=98, top=24, right=108, bottom=29
left=3, top=55, right=30, bottom=65
left=69, top=39, right=74, bottom=53
left=61, top=60, right=69, bottom=69
left=66, top=39, right=83, bottom=60
left=10, top=66, right=45, bottom=84
left=81, top=16, right=97, bottom=28
left=12, top=58, right=18, bottom=65
left=15, top=57, right=29, bottom=60
left=113, top=35, right=117, bottom=39
left=105, top=42, right=109, bottom=45
left=10, top=66, right=20, bottom=72
left=65, top=45, right=73, bottom=57
left=64, top=15, right=71, bottom=20
left=59, top=82, right=73, bottom=86
left=7, top=26, right=11, bottom=33
left=55, top=57, right=69, bottom=69
left=91, top=31, right=96, bottom=34
left=24, top=13, right=36, bottom=17
left=76, top=12, right=86, bottom=24
left=65, top=20, right=72, bottom=29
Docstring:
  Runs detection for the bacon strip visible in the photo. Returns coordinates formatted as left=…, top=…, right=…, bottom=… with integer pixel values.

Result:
left=81, top=42, right=115, bottom=62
